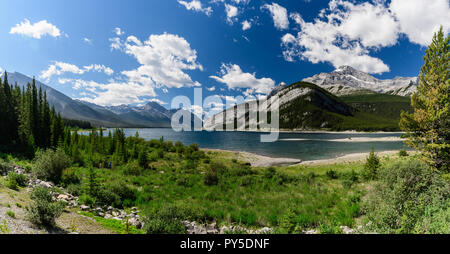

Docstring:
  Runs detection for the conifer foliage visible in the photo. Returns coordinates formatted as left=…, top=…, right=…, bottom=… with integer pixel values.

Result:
left=0, top=73, right=64, bottom=155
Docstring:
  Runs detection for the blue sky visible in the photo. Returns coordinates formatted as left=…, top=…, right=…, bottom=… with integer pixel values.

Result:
left=0, top=0, right=449, bottom=109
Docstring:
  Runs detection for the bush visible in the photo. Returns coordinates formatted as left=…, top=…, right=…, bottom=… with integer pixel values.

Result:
left=0, top=160, right=13, bottom=176
left=66, top=184, right=82, bottom=196
left=26, top=186, right=65, bottom=227
left=204, top=165, right=219, bottom=186
left=6, top=172, right=28, bottom=190
left=264, top=167, right=277, bottom=179
left=362, top=149, right=380, bottom=180
left=61, top=168, right=81, bottom=187
left=122, top=161, right=143, bottom=176
left=144, top=204, right=204, bottom=234
left=326, top=169, right=339, bottom=179
left=342, top=170, right=359, bottom=188
left=398, top=149, right=409, bottom=157
left=78, top=194, right=96, bottom=207
left=33, top=148, right=70, bottom=183
left=102, top=182, right=137, bottom=208
left=363, top=159, right=450, bottom=234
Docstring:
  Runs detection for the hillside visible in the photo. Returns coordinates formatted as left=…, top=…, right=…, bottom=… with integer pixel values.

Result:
left=3, top=72, right=131, bottom=127
left=205, top=82, right=412, bottom=131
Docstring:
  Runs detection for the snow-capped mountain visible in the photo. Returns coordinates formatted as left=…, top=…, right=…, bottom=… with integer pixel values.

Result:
left=303, top=66, right=418, bottom=96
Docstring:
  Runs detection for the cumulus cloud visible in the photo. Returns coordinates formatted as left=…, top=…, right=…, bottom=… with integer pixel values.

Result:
left=40, top=62, right=114, bottom=81
left=10, top=19, right=62, bottom=39
left=281, top=0, right=450, bottom=74
left=60, top=78, right=156, bottom=106
left=120, top=33, right=203, bottom=89
left=114, top=27, right=125, bottom=36
left=282, top=1, right=395, bottom=74
left=261, top=3, right=289, bottom=30
left=389, top=0, right=450, bottom=46
left=72, top=33, right=203, bottom=106
left=210, top=63, right=275, bottom=95
left=225, top=4, right=238, bottom=24
left=83, top=38, right=92, bottom=44
left=241, top=20, right=252, bottom=30
left=206, top=86, right=216, bottom=91
left=178, top=0, right=213, bottom=16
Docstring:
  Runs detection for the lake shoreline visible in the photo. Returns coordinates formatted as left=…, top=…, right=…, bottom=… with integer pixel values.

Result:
left=116, top=127, right=406, bottom=135
left=203, top=148, right=409, bottom=167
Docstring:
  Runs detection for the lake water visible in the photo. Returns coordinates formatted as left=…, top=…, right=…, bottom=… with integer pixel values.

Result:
left=111, top=128, right=409, bottom=161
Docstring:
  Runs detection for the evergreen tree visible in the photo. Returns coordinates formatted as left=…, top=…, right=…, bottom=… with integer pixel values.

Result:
left=400, top=27, right=450, bottom=172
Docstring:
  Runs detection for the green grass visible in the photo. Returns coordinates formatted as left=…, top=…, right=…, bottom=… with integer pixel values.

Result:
left=6, top=210, right=15, bottom=218
left=69, top=149, right=376, bottom=233
left=79, top=211, right=144, bottom=234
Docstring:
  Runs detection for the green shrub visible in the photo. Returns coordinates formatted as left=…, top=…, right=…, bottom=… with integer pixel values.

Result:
left=33, top=148, right=70, bottom=183
left=363, top=159, right=450, bottom=234
left=326, top=169, right=339, bottom=179
left=61, top=168, right=81, bottom=187
left=138, top=150, right=148, bottom=169
left=0, top=160, right=13, bottom=176
left=66, top=184, right=82, bottom=196
left=122, top=161, right=143, bottom=176
left=342, top=170, right=359, bottom=188
left=101, top=182, right=137, bottom=208
left=79, top=194, right=96, bottom=207
left=144, top=204, right=204, bottom=234
left=264, top=167, right=276, bottom=179
left=6, top=211, right=15, bottom=218
left=398, top=149, right=409, bottom=157
left=95, top=188, right=121, bottom=207
left=26, top=186, right=65, bottom=227
left=204, top=165, right=219, bottom=186
left=362, top=149, right=380, bottom=180
left=6, top=172, right=28, bottom=190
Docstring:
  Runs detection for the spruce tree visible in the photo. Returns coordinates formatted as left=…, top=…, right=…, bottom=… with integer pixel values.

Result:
left=400, top=27, right=450, bottom=172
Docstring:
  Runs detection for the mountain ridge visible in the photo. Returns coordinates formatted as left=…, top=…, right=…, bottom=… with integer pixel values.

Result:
left=303, top=65, right=418, bottom=96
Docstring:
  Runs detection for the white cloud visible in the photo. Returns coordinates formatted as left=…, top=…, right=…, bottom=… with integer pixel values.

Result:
left=10, top=19, right=62, bottom=39
left=225, top=4, right=238, bottom=24
left=109, top=37, right=122, bottom=51
left=210, top=63, right=275, bottom=95
left=282, top=1, right=393, bottom=74
left=242, top=20, right=252, bottom=30
left=178, top=0, right=213, bottom=16
left=120, top=33, right=203, bottom=89
left=206, top=86, right=216, bottom=91
left=261, top=3, right=289, bottom=30
left=282, top=0, right=450, bottom=74
left=0, top=67, right=3, bottom=74
left=40, top=61, right=114, bottom=81
left=114, top=27, right=125, bottom=36
left=72, top=33, right=203, bottom=106
left=148, top=98, right=167, bottom=105
left=61, top=78, right=156, bottom=106
left=83, top=38, right=92, bottom=44
left=389, top=0, right=450, bottom=46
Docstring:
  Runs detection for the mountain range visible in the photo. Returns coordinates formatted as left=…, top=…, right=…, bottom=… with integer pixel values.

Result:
left=303, top=65, right=418, bottom=96
left=2, top=66, right=416, bottom=131
left=205, top=66, right=416, bottom=131
left=2, top=72, right=192, bottom=128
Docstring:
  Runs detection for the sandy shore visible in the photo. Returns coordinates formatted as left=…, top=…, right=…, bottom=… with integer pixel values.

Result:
left=297, top=150, right=408, bottom=166
left=279, top=137, right=405, bottom=142
left=203, top=148, right=410, bottom=167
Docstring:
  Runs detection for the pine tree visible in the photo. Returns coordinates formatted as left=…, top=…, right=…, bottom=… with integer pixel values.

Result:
left=400, top=27, right=450, bottom=172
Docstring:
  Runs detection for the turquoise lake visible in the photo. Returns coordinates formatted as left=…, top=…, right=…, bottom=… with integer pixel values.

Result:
left=109, top=128, right=410, bottom=161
